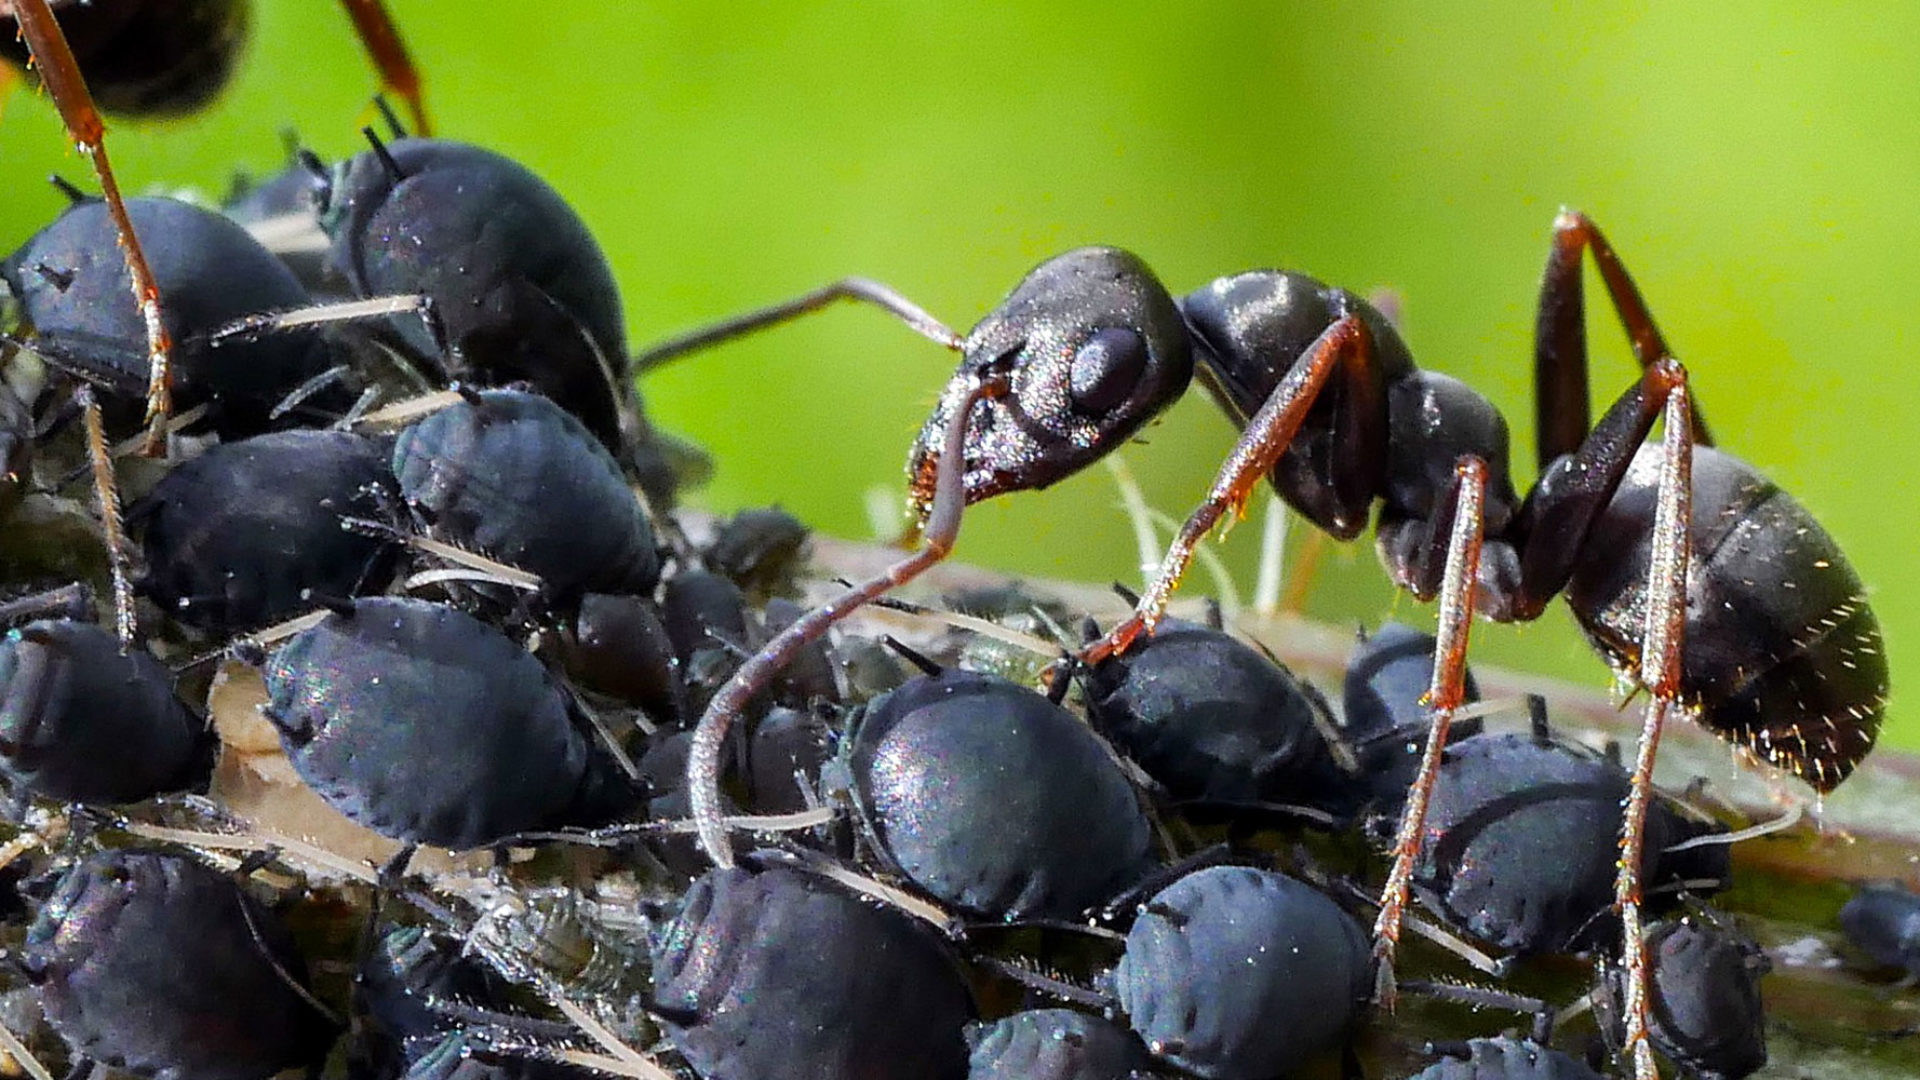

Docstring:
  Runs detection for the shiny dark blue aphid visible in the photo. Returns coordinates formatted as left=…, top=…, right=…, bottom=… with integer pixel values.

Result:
left=0, top=618, right=210, bottom=805
left=22, top=848, right=337, bottom=1080
left=2, top=194, right=349, bottom=436
left=549, top=592, right=685, bottom=725
left=1336, top=621, right=1484, bottom=817
left=356, top=924, right=517, bottom=1075
left=393, top=388, right=660, bottom=600
left=704, top=506, right=811, bottom=602
left=650, top=862, right=975, bottom=1080
left=1082, top=616, right=1338, bottom=810
left=1839, top=881, right=1920, bottom=980
left=1601, top=908, right=1768, bottom=1080
left=837, top=667, right=1154, bottom=920
left=131, top=428, right=399, bottom=635
left=1413, top=729, right=1728, bottom=954
left=262, top=595, right=638, bottom=849
left=1103, top=864, right=1369, bottom=1079
left=964, top=1008, right=1153, bottom=1080
left=314, top=137, right=631, bottom=455
left=1404, top=1036, right=1604, bottom=1079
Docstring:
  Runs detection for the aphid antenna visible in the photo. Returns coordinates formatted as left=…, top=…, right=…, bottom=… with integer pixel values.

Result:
left=1664, top=802, right=1805, bottom=853
left=234, top=895, right=344, bottom=1028
left=497, top=807, right=839, bottom=849
left=864, top=594, right=1065, bottom=661
left=268, top=365, right=354, bottom=420
left=558, top=682, right=642, bottom=782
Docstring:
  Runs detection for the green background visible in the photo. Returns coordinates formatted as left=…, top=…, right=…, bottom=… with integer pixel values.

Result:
left=2, top=2, right=1913, bottom=751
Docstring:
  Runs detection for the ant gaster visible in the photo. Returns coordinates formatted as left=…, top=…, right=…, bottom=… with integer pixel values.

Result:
left=642, top=213, right=1887, bottom=1080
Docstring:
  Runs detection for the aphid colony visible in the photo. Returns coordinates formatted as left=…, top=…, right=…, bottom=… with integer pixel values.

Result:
left=0, top=2, right=1900, bottom=1079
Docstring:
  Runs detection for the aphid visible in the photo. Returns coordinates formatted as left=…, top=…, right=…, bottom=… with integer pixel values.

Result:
left=703, top=506, right=811, bottom=602
left=1103, top=864, right=1370, bottom=1079
left=21, top=847, right=338, bottom=1080
left=547, top=591, right=685, bottom=725
left=1597, top=906, right=1769, bottom=1080
left=649, top=861, right=976, bottom=1080
left=650, top=217, right=1886, bottom=1078
left=403, top=1031, right=600, bottom=1080
left=1081, top=614, right=1339, bottom=810
left=390, top=388, right=662, bottom=600
left=130, top=428, right=399, bottom=635
left=964, top=1008, right=1154, bottom=1080
left=1838, top=881, right=1920, bottom=981
left=0, top=613, right=211, bottom=805
left=261, top=595, right=638, bottom=850
left=1405, top=1036, right=1604, bottom=1079
left=312, top=136, right=669, bottom=494
left=355, top=923, right=518, bottom=1076
left=3, top=194, right=355, bottom=437
left=833, top=665, right=1154, bottom=921
left=1338, top=621, right=1484, bottom=816
left=1411, top=729, right=1728, bottom=955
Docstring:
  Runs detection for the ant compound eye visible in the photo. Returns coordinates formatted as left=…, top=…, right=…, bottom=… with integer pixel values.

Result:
left=1068, top=327, right=1149, bottom=416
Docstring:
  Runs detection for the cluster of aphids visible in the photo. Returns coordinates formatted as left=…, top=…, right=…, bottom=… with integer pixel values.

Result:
left=0, top=2, right=1903, bottom=1080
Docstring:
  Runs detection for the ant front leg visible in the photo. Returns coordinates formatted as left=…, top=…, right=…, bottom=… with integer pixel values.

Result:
left=1369, top=456, right=1487, bottom=1009
left=337, top=0, right=433, bottom=136
left=1536, top=209, right=1711, bottom=464
left=9, top=0, right=176, bottom=454
left=1081, top=313, right=1373, bottom=665
left=686, top=375, right=1004, bottom=869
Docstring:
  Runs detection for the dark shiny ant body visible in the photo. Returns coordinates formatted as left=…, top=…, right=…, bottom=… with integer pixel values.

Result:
left=647, top=213, right=1886, bottom=1080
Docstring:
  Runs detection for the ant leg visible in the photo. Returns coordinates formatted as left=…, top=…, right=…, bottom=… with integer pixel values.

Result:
left=75, top=385, right=135, bottom=649
left=1082, top=314, right=1371, bottom=665
left=10, top=0, right=177, bottom=455
left=1535, top=209, right=1711, bottom=465
left=1615, top=378, right=1694, bottom=1080
left=336, top=0, right=432, bottom=136
left=634, top=279, right=963, bottom=372
left=686, top=375, right=1006, bottom=869
left=1369, top=456, right=1487, bottom=1009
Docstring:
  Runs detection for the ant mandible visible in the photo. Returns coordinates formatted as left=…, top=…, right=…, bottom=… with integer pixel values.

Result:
left=2, top=0, right=431, bottom=452
left=642, top=213, right=1887, bottom=1080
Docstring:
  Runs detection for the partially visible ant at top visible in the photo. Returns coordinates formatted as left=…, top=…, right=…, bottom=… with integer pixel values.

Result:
left=641, top=213, right=1888, bottom=1080
left=0, top=0, right=431, bottom=453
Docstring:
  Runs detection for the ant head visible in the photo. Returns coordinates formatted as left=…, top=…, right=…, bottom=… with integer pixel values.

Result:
left=906, top=247, right=1193, bottom=516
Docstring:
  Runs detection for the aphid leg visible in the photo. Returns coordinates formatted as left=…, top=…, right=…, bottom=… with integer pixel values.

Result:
left=336, top=0, right=432, bottom=136
left=1535, top=208, right=1710, bottom=464
left=1369, top=456, right=1487, bottom=1009
left=1615, top=378, right=1694, bottom=1080
left=1081, top=313, right=1370, bottom=665
left=634, top=278, right=964, bottom=372
left=10, top=0, right=177, bottom=454
left=75, top=385, right=134, bottom=648
left=687, top=376, right=1002, bottom=868
left=0, top=582, right=93, bottom=627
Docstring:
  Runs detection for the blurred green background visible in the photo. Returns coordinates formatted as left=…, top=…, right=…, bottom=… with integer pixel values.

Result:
left=1, top=2, right=1913, bottom=751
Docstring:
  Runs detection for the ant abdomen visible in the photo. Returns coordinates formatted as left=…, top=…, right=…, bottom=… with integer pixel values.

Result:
left=1566, top=444, right=1886, bottom=790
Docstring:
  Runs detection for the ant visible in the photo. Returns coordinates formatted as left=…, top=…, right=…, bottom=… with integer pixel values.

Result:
left=640, top=214, right=1888, bottom=1080
left=2, top=0, right=430, bottom=451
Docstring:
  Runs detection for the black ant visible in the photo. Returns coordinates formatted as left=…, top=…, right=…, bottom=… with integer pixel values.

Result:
left=1, top=0, right=430, bottom=451
left=640, top=214, right=1888, bottom=1080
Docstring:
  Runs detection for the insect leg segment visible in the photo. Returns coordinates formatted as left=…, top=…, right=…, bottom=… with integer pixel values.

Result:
left=9, top=0, right=177, bottom=454
left=337, top=0, right=432, bottom=137
left=1535, top=209, right=1709, bottom=465
left=1369, top=455, right=1487, bottom=1008
left=635, top=278, right=963, bottom=373
left=1081, top=313, right=1373, bottom=665
left=688, top=374, right=1006, bottom=868
left=1615, top=378, right=1694, bottom=1080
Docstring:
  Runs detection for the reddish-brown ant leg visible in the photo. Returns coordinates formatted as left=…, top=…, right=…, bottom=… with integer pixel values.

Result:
left=1368, top=456, right=1486, bottom=1009
left=1081, top=314, right=1370, bottom=666
left=1615, top=379, right=1694, bottom=1080
left=688, top=375, right=1005, bottom=868
left=10, top=0, right=176, bottom=454
left=1537, top=208, right=1711, bottom=462
left=338, top=0, right=432, bottom=136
